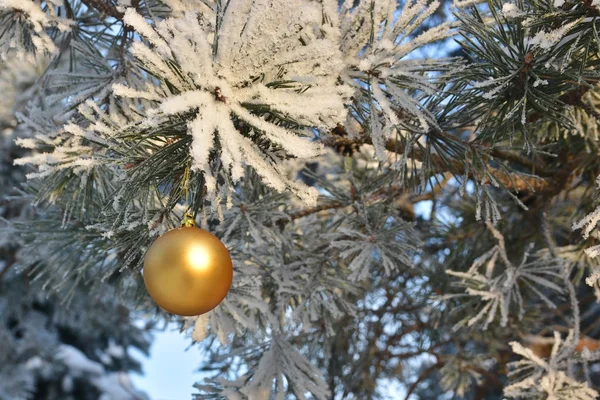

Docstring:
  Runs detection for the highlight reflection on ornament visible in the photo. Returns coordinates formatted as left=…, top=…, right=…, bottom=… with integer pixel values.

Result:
left=187, top=245, right=211, bottom=272
left=143, top=218, right=233, bottom=316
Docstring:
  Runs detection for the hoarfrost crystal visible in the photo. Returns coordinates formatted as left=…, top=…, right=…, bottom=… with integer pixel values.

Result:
left=118, top=3, right=349, bottom=205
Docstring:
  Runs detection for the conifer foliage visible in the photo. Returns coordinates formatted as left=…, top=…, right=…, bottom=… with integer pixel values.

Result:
left=3, top=0, right=600, bottom=398
left=0, top=56, right=152, bottom=400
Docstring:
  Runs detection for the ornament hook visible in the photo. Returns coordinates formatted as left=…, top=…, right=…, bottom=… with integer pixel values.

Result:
left=181, top=212, right=196, bottom=228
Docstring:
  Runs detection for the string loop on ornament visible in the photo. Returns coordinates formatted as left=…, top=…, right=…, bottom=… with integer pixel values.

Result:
left=183, top=164, right=191, bottom=209
left=181, top=163, right=197, bottom=228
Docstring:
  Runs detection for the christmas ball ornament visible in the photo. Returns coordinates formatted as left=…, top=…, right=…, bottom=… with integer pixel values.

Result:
left=143, top=214, right=233, bottom=316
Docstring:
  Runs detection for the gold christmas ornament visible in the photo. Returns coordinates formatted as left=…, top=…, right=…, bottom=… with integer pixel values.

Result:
left=143, top=214, right=233, bottom=316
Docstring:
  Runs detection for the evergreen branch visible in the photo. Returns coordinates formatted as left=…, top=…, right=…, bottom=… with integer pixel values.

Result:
left=0, top=258, right=15, bottom=281
left=7, top=0, right=600, bottom=397
left=471, top=366, right=504, bottom=400
left=404, top=362, right=445, bottom=400
left=430, top=129, right=550, bottom=175
left=284, top=185, right=437, bottom=226
left=79, top=0, right=124, bottom=20
left=323, top=132, right=549, bottom=192
left=288, top=202, right=344, bottom=221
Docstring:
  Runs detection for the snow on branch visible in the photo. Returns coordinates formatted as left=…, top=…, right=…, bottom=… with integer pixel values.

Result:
left=114, top=3, right=349, bottom=205
left=14, top=100, right=109, bottom=182
left=55, top=345, right=149, bottom=400
left=338, top=0, right=455, bottom=160
left=0, top=0, right=72, bottom=59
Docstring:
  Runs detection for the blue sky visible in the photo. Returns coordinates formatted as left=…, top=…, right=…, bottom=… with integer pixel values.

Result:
left=130, top=324, right=205, bottom=400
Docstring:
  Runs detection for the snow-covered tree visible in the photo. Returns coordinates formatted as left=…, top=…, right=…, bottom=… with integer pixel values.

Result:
left=0, top=53, right=151, bottom=400
left=3, top=0, right=600, bottom=398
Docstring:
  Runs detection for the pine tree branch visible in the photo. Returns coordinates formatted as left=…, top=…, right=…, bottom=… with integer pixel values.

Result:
left=0, top=259, right=14, bottom=281
left=471, top=366, right=504, bottom=400
left=288, top=202, right=345, bottom=221
left=383, top=137, right=549, bottom=191
left=80, top=0, right=124, bottom=20
left=284, top=186, right=437, bottom=226
left=323, top=133, right=549, bottom=192
left=430, top=129, right=550, bottom=175
left=403, top=362, right=444, bottom=400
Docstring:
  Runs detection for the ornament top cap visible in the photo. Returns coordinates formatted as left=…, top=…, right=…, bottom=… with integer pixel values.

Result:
left=181, top=212, right=196, bottom=228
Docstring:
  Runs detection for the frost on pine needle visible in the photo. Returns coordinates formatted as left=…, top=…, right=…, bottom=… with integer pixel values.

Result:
left=115, top=4, right=348, bottom=206
left=574, top=175, right=600, bottom=287
left=337, top=0, right=454, bottom=161
left=452, top=0, right=486, bottom=8
left=9, top=75, right=118, bottom=223
left=526, top=19, right=583, bottom=50
left=439, top=355, right=485, bottom=397
left=6, top=0, right=600, bottom=396
left=14, top=105, right=104, bottom=181
left=546, top=85, right=600, bottom=142
left=187, top=245, right=354, bottom=344
left=0, top=57, right=45, bottom=126
left=505, top=331, right=599, bottom=400
left=0, top=0, right=72, bottom=60
left=535, top=245, right=600, bottom=300
left=42, top=40, right=154, bottom=117
left=268, top=248, right=358, bottom=336
left=574, top=198, right=600, bottom=242
left=453, top=0, right=599, bottom=145
left=190, top=271, right=267, bottom=345
left=501, top=3, right=525, bottom=19
left=180, top=170, right=366, bottom=398
left=195, top=335, right=330, bottom=400
left=327, top=216, right=420, bottom=281
left=216, top=186, right=290, bottom=245
left=445, top=223, right=565, bottom=330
